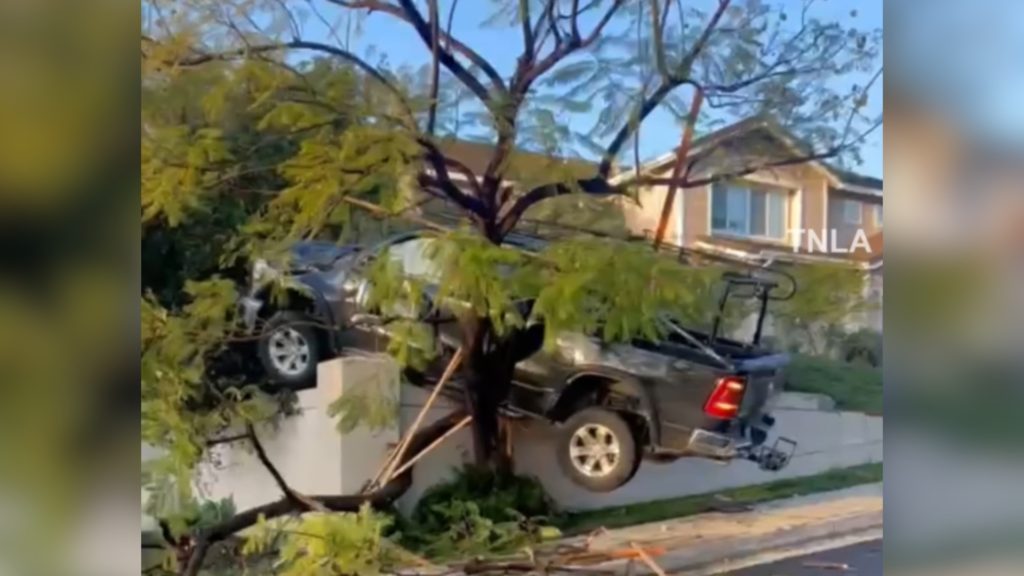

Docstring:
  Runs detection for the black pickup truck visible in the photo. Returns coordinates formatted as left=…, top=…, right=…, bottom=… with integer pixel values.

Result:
left=239, top=231, right=797, bottom=492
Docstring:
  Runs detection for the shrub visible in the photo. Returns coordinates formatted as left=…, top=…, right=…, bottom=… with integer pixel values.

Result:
left=397, top=466, right=559, bottom=560
left=839, top=328, right=883, bottom=367
left=783, top=354, right=883, bottom=415
left=411, top=465, right=555, bottom=532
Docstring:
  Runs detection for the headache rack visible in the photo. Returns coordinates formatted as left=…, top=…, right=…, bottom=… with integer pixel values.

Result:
left=709, top=265, right=797, bottom=349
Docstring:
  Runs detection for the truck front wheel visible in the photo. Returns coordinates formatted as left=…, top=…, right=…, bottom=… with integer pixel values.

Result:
left=258, top=311, right=322, bottom=389
left=557, top=407, right=641, bottom=492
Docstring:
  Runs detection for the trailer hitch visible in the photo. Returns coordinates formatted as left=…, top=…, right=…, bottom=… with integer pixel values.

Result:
left=743, top=437, right=797, bottom=471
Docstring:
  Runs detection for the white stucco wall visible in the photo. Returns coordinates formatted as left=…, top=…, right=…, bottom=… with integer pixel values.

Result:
left=143, top=356, right=882, bottom=524
left=194, top=358, right=401, bottom=512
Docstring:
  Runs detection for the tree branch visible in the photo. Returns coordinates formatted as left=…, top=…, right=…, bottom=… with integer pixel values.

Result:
left=520, top=0, right=625, bottom=89
left=426, top=0, right=441, bottom=134
left=246, top=423, right=299, bottom=503
left=649, top=0, right=670, bottom=78
left=598, top=79, right=702, bottom=176
left=597, top=0, right=732, bottom=176
left=570, top=0, right=582, bottom=40
left=160, top=39, right=417, bottom=128
left=328, top=0, right=508, bottom=94
left=497, top=176, right=620, bottom=237
left=182, top=411, right=468, bottom=576
left=537, top=0, right=563, bottom=49
left=205, top=433, right=248, bottom=448
left=392, top=0, right=500, bottom=107
left=416, top=137, right=487, bottom=215
left=642, top=120, right=881, bottom=190
left=519, top=0, right=536, bottom=62
left=672, top=0, right=733, bottom=83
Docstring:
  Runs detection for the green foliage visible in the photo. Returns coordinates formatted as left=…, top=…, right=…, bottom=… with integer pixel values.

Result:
left=783, top=354, right=883, bottom=415
left=529, top=237, right=730, bottom=346
left=399, top=466, right=558, bottom=560
left=139, top=1, right=882, bottom=569
left=838, top=327, right=883, bottom=367
left=269, top=126, right=420, bottom=239
left=242, top=505, right=400, bottom=576
left=428, top=229, right=532, bottom=335
left=327, top=360, right=401, bottom=435
left=142, top=125, right=233, bottom=227
left=402, top=499, right=542, bottom=561
left=518, top=194, right=630, bottom=239
left=142, top=283, right=280, bottom=534
left=411, top=465, right=555, bottom=531
left=770, top=264, right=871, bottom=354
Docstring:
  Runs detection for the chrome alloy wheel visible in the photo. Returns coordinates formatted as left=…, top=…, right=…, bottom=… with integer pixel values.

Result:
left=569, top=423, right=621, bottom=477
left=267, top=327, right=311, bottom=376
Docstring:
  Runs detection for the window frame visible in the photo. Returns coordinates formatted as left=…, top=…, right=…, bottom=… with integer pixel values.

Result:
left=711, top=182, right=789, bottom=241
left=842, top=198, right=863, bottom=225
left=873, top=203, right=883, bottom=228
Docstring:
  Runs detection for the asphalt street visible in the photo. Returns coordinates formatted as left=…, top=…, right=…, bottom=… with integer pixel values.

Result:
left=721, top=540, right=882, bottom=576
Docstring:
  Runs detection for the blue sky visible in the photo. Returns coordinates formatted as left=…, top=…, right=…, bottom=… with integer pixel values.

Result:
left=303, top=0, right=883, bottom=178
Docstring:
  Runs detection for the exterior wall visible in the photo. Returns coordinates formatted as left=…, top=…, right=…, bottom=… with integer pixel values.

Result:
left=624, top=183, right=686, bottom=243
left=710, top=162, right=828, bottom=250
left=142, top=357, right=883, bottom=524
left=624, top=162, right=833, bottom=250
left=194, top=358, right=400, bottom=512
left=801, top=169, right=830, bottom=250
left=682, top=185, right=709, bottom=245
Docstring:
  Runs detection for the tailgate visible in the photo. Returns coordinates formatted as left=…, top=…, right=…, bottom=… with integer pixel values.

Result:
left=735, top=353, right=789, bottom=420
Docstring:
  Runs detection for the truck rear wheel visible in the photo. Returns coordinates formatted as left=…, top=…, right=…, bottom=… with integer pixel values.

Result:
left=557, top=407, right=640, bottom=492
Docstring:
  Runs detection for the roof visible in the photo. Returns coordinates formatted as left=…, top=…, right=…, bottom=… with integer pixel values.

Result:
left=613, top=115, right=883, bottom=194
left=436, top=138, right=599, bottom=181
left=692, top=230, right=883, bottom=268
left=829, top=166, right=884, bottom=191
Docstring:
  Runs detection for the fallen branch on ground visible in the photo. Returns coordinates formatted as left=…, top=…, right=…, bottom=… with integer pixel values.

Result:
left=181, top=410, right=469, bottom=576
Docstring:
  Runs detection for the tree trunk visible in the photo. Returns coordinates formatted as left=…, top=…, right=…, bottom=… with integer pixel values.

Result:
left=460, top=314, right=517, bottom=473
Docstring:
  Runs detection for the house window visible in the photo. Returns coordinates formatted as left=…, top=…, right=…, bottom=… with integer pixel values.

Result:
left=873, top=204, right=883, bottom=228
left=842, top=199, right=863, bottom=225
left=711, top=183, right=787, bottom=239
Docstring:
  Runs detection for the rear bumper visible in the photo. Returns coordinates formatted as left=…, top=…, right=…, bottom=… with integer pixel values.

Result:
left=683, top=426, right=797, bottom=472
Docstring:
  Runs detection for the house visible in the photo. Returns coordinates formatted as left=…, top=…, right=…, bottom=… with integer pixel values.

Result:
left=414, top=118, right=883, bottom=332
left=613, top=116, right=883, bottom=332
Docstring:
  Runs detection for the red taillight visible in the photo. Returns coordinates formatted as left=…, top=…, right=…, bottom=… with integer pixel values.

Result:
left=704, top=377, right=746, bottom=419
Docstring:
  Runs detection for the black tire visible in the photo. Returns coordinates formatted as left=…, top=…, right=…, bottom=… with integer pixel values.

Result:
left=557, top=407, right=641, bottom=492
left=258, top=311, right=322, bottom=389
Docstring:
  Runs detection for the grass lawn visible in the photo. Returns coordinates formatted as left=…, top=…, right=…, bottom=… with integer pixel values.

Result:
left=557, top=462, right=883, bottom=535
left=783, top=354, right=883, bottom=415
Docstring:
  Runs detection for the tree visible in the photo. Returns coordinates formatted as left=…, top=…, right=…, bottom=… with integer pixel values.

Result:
left=769, top=263, right=873, bottom=356
left=141, top=1, right=881, bottom=572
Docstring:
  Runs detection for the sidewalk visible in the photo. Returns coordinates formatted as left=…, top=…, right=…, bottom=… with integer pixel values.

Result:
left=557, top=483, right=883, bottom=575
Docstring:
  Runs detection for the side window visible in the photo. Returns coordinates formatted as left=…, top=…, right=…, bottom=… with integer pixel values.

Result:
left=842, top=199, right=863, bottom=225
left=386, top=238, right=440, bottom=282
